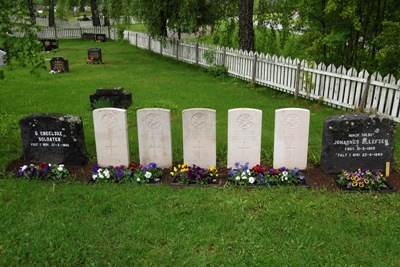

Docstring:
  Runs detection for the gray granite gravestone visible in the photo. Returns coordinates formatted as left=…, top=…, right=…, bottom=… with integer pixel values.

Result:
left=320, top=113, right=396, bottom=174
left=19, top=113, right=88, bottom=165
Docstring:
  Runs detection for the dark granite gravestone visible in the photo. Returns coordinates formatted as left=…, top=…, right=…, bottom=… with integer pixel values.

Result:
left=50, top=57, right=69, bottom=72
left=82, top=33, right=96, bottom=40
left=87, top=47, right=102, bottom=63
left=40, top=39, right=59, bottom=51
left=89, top=87, right=132, bottom=109
left=95, top=34, right=106, bottom=42
left=320, top=113, right=396, bottom=174
left=19, top=113, right=88, bottom=166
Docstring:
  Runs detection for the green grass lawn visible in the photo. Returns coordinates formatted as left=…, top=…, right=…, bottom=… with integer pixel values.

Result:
left=0, top=39, right=399, bottom=266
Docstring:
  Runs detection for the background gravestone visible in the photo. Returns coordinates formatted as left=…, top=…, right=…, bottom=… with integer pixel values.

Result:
left=320, top=113, right=396, bottom=174
left=19, top=113, right=88, bottom=165
left=89, top=87, right=132, bottom=109
left=50, top=57, right=69, bottom=72
left=40, top=39, right=58, bottom=51
left=82, top=33, right=96, bottom=40
left=87, top=47, right=102, bottom=63
left=95, top=34, right=106, bottom=42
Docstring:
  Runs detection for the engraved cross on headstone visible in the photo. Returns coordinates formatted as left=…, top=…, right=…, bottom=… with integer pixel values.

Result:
left=238, top=141, right=251, bottom=159
left=149, top=139, right=161, bottom=158
left=106, top=140, right=117, bottom=157
left=194, top=141, right=206, bottom=159
left=285, top=141, right=297, bottom=159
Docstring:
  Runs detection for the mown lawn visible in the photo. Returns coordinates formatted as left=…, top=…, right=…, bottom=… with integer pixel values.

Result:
left=0, top=39, right=399, bottom=266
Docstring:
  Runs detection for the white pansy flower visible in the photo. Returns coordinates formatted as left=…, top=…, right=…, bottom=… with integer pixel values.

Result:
left=145, top=171, right=152, bottom=179
left=92, top=174, right=97, bottom=180
left=137, top=178, right=141, bottom=182
left=249, top=177, right=255, bottom=184
left=21, top=165, right=28, bottom=172
left=57, top=165, right=64, bottom=171
left=104, top=169, right=110, bottom=178
left=246, top=169, right=251, bottom=175
left=99, top=173, right=104, bottom=179
left=236, top=176, right=240, bottom=181
left=282, top=171, right=288, bottom=177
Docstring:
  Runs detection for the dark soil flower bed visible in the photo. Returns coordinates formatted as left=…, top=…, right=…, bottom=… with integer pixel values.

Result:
left=6, top=158, right=400, bottom=191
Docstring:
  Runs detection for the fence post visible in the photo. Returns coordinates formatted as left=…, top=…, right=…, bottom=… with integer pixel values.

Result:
left=176, top=40, right=179, bottom=60
left=359, top=75, right=372, bottom=112
left=135, top=33, right=138, bottom=46
left=148, top=35, right=151, bottom=50
left=223, top=47, right=227, bottom=67
left=195, top=43, right=199, bottom=65
left=54, top=26, right=57, bottom=39
left=295, top=63, right=301, bottom=99
left=160, top=41, right=163, bottom=55
left=252, top=54, right=257, bottom=83
left=107, top=26, right=110, bottom=39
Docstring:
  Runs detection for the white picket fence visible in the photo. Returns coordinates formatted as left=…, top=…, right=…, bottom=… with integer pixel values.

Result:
left=36, top=27, right=116, bottom=40
left=124, top=30, right=400, bottom=122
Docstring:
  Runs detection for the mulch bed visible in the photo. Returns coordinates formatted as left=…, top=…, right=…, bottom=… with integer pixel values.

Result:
left=6, top=158, right=400, bottom=192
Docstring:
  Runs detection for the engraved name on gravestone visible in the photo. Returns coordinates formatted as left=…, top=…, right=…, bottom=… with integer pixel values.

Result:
left=88, top=47, right=102, bottom=63
left=183, top=108, right=216, bottom=167
left=137, top=108, right=172, bottom=168
left=50, top=57, right=69, bottom=72
left=93, top=108, right=130, bottom=167
left=19, top=113, right=88, bottom=165
left=320, top=113, right=396, bottom=174
left=273, top=108, right=310, bottom=170
left=227, top=108, right=262, bottom=168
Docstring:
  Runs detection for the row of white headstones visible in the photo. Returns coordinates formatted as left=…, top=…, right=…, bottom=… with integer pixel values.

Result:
left=93, top=107, right=310, bottom=169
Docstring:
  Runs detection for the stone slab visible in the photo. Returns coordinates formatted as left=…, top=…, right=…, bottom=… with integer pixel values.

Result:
left=273, top=108, right=310, bottom=170
left=227, top=108, right=262, bottom=168
left=137, top=108, right=172, bottom=168
left=183, top=108, right=216, bottom=167
left=93, top=108, right=130, bottom=167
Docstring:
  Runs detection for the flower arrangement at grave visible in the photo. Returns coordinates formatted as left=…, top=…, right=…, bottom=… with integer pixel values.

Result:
left=227, top=162, right=305, bottom=186
left=86, top=57, right=102, bottom=64
left=17, top=162, right=69, bottom=181
left=170, top=163, right=219, bottom=185
left=336, top=169, right=390, bottom=191
left=91, top=162, right=163, bottom=184
left=49, top=68, right=64, bottom=74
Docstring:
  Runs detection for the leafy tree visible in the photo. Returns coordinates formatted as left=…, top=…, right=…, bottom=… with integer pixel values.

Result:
left=90, top=0, right=101, bottom=26
left=0, top=0, right=45, bottom=71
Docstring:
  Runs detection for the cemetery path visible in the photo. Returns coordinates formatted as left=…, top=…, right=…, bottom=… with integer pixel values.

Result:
left=6, top=158, right=400, bottom=191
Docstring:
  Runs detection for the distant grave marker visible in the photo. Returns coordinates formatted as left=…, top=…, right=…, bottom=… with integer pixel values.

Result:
left=40, top=38, right=58, bottom=51
left=182, top=108, right=216, bottom=167
left=19, top=113, right=88, bottom=165
left=273, top=108, right=310, bottom=170
left=320, top=113, right=396, bottom=174
left=50, top=57, right=69, bottom=72
left=137, top=108, right=172, bottom=168
left=87, top=47, right=102, bottom=63
left=95, top=34, right=106, bottom=42
left=227, top=108, right=262, bottom=168
left=89, top=87, right=132, bottom=109
left=93, top=108, right=130, bottom=167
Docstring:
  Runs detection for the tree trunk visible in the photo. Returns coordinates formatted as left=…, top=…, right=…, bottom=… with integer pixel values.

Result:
left=239, top=0, right=255, bottom=52
left=48, top=0, right=55, bottom=27
left=28, top=0, right=36, bottom=25
left=91, top=0, right=101, bottom=27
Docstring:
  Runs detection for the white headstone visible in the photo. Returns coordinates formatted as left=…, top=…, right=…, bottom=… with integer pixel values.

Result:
left=137, top=108, right=172, bottom=168
left=227, top=108, right=262, bottom=168
left=93, top=108, right=130, bottom=167
left=273, top=108, right=310, bottom=170
left=183, top=108, right=216, bottom=167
